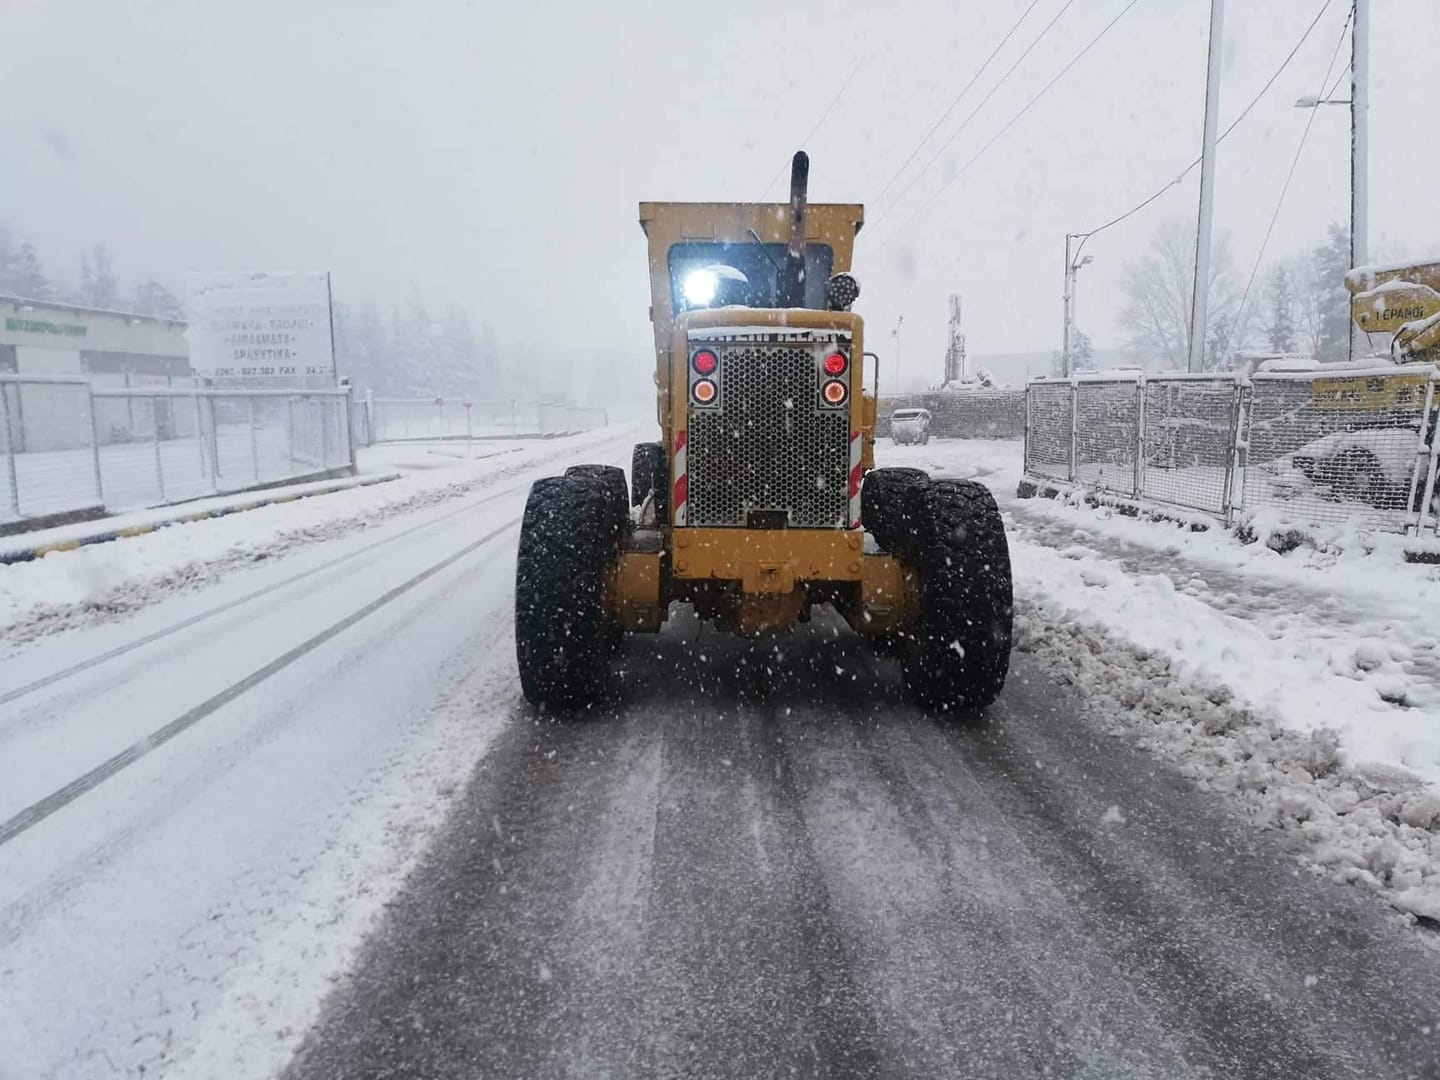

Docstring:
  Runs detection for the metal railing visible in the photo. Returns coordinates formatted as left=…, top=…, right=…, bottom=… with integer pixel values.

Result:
left=1024, top=367, right=1440, bottom=536
left=0, top=376, right=354, bottom=526
left=352, top=397, right=608, bottom=446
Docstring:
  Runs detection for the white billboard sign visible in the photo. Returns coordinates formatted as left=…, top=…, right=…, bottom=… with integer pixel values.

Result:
left=186, top=270, right=335, bottom=379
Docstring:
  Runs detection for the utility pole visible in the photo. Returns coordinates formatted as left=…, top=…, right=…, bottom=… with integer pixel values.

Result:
left=1351, top=0, right=1370, bottom=360
left=1188, top=0, right=1225, bottom=373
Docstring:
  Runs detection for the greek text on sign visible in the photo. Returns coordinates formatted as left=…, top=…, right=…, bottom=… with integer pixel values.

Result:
left=186, top=271, right=335, bottom=379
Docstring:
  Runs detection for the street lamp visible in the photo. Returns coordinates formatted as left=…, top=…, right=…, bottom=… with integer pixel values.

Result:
left=1295, top=0, right=1367, bottom=359
left=1062, top=234, right=1094, bottom=376
left=890, top=315, right=904, bottom=398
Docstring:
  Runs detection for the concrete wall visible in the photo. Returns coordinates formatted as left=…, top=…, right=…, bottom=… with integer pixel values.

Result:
left=877, top=390, right=1026, bottom=440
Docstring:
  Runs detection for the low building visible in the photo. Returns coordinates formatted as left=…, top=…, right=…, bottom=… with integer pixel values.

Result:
left=0, top=296, right=191, bottom=453
left=0, top=295, right=189, bottom=384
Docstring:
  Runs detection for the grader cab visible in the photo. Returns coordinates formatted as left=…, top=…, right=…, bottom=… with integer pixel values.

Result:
left=514, top=153, right=1013, bottom=712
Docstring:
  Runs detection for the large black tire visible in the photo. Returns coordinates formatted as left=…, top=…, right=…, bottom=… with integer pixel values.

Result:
left=902, top=479, right=1013, bottom=713
left=631, top=442, right=668, bottom=520
left=862, top=467, right=930, bottom=559
left=515, top=474, right=623, bottom=708
left=565, top=464, right=630, bottom=531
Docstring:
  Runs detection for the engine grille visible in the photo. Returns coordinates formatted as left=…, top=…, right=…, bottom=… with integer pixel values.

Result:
left=688, top=345, right=849, bottom=527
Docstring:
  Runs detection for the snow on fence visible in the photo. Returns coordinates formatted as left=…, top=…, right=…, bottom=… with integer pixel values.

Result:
left=1023, top=367, right=1440, bottom=536
left=0, top=376, right=354, bottom=526
left=877, top=389, right=1026, bottom=439
left=352, top=397, right=608, bottom=445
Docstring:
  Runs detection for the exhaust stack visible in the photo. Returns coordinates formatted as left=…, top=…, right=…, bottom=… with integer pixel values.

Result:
left=781, top=151, right=809, bottom=306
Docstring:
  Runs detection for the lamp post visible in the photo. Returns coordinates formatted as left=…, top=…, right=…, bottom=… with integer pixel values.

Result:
left=1188, top=0, right=1225, bottom=373
left=890, top=315, right=904, bottom=398
left=1294, top=0, right=1367, bottom=360
left=1062, top=233, right=1094, bottom=376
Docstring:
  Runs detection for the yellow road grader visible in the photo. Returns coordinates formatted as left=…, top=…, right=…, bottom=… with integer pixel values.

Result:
left=514, top=153, right=1012, bottom=711
left=1345, top=259, right=1440, bottom=366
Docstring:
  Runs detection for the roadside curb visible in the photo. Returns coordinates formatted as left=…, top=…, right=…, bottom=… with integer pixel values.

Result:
left=0, top=473, right=403, bottom=566
left=1017, top=477, right=1440, bottom=561
left=1016, top=479, right=1214, bottom=532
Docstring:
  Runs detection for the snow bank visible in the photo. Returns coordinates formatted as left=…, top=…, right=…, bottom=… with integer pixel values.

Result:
left=0, top=430, right=637, bottom=648
left=1016, top=604, right=1440, bottom=926
left=879, top=437, right=1440, bottom=922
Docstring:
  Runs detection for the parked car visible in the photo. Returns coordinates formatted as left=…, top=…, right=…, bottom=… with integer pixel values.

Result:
left=1287, top=414, right=1436, bottom=510
left=890, top=407, right=932, bottom=445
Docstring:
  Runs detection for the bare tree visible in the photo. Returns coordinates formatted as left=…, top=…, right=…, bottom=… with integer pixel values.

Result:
left=1119, top=217, right=1242, bottom=370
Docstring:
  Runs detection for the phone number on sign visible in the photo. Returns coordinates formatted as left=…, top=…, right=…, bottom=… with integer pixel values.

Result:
left=204, top=366, right=334, bottom=378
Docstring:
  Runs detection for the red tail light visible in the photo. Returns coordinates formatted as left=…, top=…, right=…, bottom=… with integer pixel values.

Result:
left=692, top=350, right=718, bottom=375
left=823, top=351, right=848, bottom=376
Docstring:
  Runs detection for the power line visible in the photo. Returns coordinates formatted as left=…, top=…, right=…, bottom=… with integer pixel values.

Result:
left=867, top=0, right=1079, bottom=229
left=869, top=0, right=1044, bottom=210
left=875, top=0, right=1142, bottom=249
left=1073, top=0, right=1338, bottom=244
left=1230, top=7, right=1354, bottom=350
left=759, top=62, right=864, bottom=199
left=1322, top=47, right=1351, bottom=101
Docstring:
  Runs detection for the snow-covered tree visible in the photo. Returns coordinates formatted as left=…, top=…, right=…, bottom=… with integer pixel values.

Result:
left=1265, top=265, right=1296, bottom=353
left=10, top=241, right=50, bottom=300
left=131, top=278, right=183, bottom=318
left=1312, top=223, right=1352, bottom=363
left=77, top=244, right=119, bottom=308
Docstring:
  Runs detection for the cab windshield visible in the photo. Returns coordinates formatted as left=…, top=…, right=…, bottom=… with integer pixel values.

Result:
left=669, top=241, right=833, bottom=312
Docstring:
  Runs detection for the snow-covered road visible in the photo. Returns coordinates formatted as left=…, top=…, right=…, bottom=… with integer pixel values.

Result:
left=2, top=430, right=1439, bottom=1078
left=286, top=607, right=1440, bottom=1079
left=0, top=431, right=636, bottom=1079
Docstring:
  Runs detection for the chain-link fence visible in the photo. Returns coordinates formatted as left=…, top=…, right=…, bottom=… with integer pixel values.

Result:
left=1074, top=378, right=1141, bottom=496
left=1024, top=381, right=1074, bottom=482
left=877, top=389, right=1026, bottom=440
left=354, top=397, right=608, bottom=445
left=1023, top=367, right=1440, bottom=536
left=1141, top=376, right=1240, bottom=517
left=0, top=376, right=355, bottom=526
left=1241, top=370, right=1436, bottom=532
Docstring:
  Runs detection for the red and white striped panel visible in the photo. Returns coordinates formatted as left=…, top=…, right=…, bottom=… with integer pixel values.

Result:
left=673, top=429, right=688, bottom=526
left=848, top=431, right=863, bottom=528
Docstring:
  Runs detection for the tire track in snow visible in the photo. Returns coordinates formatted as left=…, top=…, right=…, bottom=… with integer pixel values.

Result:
left=0, top=516, right=521, bottom=849
left=0, top=477, right=529, bottom=712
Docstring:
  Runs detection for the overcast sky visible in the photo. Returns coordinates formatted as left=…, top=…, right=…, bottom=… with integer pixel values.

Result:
left=0, top=0, right=1434, bottom=398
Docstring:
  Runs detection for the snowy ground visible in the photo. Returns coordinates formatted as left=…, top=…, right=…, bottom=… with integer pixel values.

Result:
left=878, top=437, right=1440, bottom=923
left=3, top=428, right=1438, bottom=1079
left=0, top=427, right=638, bottom=1079
left=0, top=433, right=626, bottom=646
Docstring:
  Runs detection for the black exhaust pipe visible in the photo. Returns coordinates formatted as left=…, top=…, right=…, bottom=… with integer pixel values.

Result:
left=781, top=151, right=809, bottom=306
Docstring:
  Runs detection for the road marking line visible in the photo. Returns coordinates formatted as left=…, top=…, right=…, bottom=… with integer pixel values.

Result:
left=0, top=482, right=533, bottom=706
left=0, top=517, right=521, bottom=849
